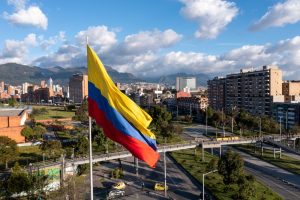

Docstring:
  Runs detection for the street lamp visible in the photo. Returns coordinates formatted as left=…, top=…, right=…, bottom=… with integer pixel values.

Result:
left=279, top=116, right=282, bottom=142
left=203, top=170, right=218, bottom=200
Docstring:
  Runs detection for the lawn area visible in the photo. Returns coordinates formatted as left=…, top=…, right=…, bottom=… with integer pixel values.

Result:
left=32, top=106, right=75, bottom=120
left=170, top=149, right=282, bottom=200
left=17, top=145, right=43, bottom=165
left=236, top=144, right=300, bottom=176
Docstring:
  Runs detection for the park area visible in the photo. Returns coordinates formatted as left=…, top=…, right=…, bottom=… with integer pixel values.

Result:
left=31, top=106, right=75, bottom=120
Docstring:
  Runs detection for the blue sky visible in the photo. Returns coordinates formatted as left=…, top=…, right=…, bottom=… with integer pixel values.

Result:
left=0, top=0, right=300, bottom=79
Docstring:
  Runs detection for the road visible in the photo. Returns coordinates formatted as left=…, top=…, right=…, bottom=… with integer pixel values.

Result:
left=185, top=124, right=300, bottom=200
left=91, top=152, right=202, bottom=200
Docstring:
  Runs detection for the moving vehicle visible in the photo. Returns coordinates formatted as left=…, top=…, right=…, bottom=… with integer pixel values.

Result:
left=112, top=181, right=126, bottom=190
left=107, top=190, right=125, bottom=199
left=154, top=183, right=168, bottom=191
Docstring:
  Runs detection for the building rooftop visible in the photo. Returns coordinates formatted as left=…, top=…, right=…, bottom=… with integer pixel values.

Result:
left=0, top=108, right=26, bottom=117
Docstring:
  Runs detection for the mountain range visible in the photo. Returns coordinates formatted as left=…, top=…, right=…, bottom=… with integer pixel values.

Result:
left=0, top=63, right=211, bottom=87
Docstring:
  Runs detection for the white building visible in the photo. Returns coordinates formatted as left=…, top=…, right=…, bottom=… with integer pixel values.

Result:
left=176, top=77, right=196, bottom=91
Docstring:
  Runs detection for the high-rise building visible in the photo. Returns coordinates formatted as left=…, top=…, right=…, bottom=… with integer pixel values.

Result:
left=208, top=65, right=284, bottom=116
left=0, top=81, right=4, bottom=92
left=40, top=80, right=46, bottom=88
left=282, top=81, right=300, bottom=102
left=69, top=74, right=88, bottom=103
left=176, top=77, right=196, bottom=91
left=22, top=82, right=30, bottom=94
left=207, top=77, right=225, bottom=111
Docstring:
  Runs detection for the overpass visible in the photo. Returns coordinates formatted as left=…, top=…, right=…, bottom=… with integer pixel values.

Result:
left=30, top=134, right=300, bottom=171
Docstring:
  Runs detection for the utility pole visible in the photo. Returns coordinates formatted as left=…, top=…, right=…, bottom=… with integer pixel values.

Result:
left=259, top=117, right=262, bottom=138
left=205, top=108, right=208, bottom=136
left=222, top=108, right=225, bottom=137
left=279, top=116, right=282, bottom=142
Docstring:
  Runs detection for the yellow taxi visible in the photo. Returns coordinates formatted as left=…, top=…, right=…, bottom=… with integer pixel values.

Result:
left=154, top=183, right=168, bottom=191
left=112, top=181, right=126, bottom=190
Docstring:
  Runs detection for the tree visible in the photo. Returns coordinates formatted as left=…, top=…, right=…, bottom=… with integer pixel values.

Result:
left=8, top=98, right=17, bottom=107
left=33, top=125, right=46, bottom=139
left=218, top=148, right=244, bottom=184
left=75, top=135, right=89, bottom=156
left=206, top=158, right=218, bottom=171
left=93, top=125, right=111, bottom=152
left=40, top=140, right=63, bottom=160
left=0, top=136, right=18, bottom=169
left=72, top=99, right=88, bottom=122
left=290, top=125, right=300, bottom=135
left=21, top=126, right=34, bottom=141
left=160, top=123, right=183, bottom=139
left=7, top=162, right=31, bottom=195
left=233, top=175, right=256, bottom=200
left=147, top=106, right=172, bottom=133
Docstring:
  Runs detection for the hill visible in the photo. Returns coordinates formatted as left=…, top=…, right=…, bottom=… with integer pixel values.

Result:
left=0, top=63, right=143, bottom=85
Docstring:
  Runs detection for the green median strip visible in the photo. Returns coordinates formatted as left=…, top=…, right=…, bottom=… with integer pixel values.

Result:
left=170, top=149, right=282, bottom=200
left=236, top=144, right=300, bottom=176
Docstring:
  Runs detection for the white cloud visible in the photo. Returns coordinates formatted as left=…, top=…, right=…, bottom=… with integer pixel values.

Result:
left=39, top=31, right=66, bottom=50
left=251, top=0, right=300, bottom=31
left=121, top=29, right=182, bottom=54
left=4, top=6, right=48, bottom=30
left=0, top=33, right=37, bottom=64
left=75, top=26, right=117, bottom=52
left=180, top=0, right=238, bottom=39
left=33, top=44, right=83, bottom=67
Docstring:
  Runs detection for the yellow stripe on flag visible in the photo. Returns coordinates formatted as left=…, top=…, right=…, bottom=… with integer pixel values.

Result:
left=87, top=45, right=156, bottom=139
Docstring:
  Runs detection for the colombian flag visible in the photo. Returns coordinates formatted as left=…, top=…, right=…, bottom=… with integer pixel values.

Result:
left=87, top=45, right=159, bottom=167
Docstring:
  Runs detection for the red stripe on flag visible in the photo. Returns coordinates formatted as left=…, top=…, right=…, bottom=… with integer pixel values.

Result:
left=88, top=98, right=160, bottom=168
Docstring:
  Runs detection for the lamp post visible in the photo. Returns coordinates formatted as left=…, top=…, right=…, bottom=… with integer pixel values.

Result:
left=203, top=170, right=218, bottom=200
left=279, top=116, right=282, bottom=142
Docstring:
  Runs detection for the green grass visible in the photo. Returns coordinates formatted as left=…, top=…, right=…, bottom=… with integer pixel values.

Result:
left=32, top=106, right=75, bottom=120
left=236, top=144, right=300, bottom=176
left=170, top=149, right=282, bottom=200
left=17, top=146, right=43, bottom=165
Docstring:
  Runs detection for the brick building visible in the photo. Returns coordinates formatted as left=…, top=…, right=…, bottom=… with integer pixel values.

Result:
left=0, top=109, right=28, bottom=143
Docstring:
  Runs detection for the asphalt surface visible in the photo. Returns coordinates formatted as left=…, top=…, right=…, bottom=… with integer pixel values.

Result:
left=90, top=152, right=203, bottom=200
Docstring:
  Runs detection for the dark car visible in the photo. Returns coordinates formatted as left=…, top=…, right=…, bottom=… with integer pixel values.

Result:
left=199, top=192, right=211, bottom=200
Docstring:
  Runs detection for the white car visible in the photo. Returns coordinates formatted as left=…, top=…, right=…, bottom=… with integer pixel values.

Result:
left=107, top=190, right=125, bottom=199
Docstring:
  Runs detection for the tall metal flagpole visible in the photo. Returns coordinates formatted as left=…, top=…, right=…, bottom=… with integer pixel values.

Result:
left=89, top=117, right=93, bottom=200
left=87, top=36, right=94, bottom=200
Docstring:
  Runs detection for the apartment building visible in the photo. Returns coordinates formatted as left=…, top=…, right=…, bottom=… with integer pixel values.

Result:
left=69, top=74, right=88, bottom=103
left=282, top=81, right=300, bottom=102
left=208, top=66, right=284, bottom=116
left=207, top=77, right=225, bottom=111
left=177, top=96, right=208, bottom=114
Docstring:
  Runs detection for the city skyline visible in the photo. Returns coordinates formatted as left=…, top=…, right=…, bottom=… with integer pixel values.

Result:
left=0, top=0, right=299, bottom=79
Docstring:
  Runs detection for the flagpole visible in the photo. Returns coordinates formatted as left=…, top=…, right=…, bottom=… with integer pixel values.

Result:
left=87, top=36, right=94, bottom=200
left=89, top=117, right=93, bottom=200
